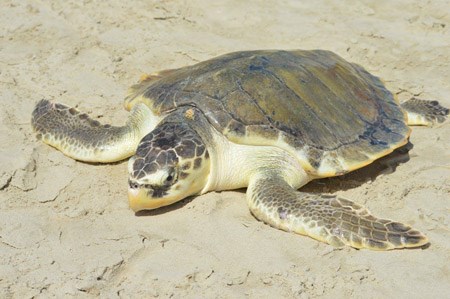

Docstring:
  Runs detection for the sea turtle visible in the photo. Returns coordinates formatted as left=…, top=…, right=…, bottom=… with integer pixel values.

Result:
left=32, top=50, right=448, bottom=250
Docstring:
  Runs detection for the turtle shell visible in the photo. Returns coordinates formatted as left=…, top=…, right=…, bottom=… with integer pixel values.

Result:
left=125, top=50, right=410, bottom=177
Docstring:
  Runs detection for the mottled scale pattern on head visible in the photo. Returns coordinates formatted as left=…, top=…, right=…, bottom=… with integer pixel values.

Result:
left=127, top=50, right=410, bottom=177
left=132, top=120, right=208, bottom=182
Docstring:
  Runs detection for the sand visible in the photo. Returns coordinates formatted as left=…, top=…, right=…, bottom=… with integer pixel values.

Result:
left=1, top=0, right=449, bottom=298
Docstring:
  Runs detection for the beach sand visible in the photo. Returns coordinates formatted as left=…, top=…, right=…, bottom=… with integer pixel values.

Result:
left=1, top=0, right=449, bottom=297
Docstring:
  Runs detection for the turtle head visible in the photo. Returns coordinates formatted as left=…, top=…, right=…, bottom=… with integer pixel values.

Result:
left=127, top=121, right=210, bottom=212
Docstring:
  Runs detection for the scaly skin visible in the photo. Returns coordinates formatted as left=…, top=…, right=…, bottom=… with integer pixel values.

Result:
left=31, top=99, right=156, bottom=162
left=127, top=108, right=211, bottom=211
left=247, top=172, right=428, bottom=250
left=402, top=98, right=449, bottom=126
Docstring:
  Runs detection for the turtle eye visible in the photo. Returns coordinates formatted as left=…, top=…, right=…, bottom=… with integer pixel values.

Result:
left=129, top=180, right=140, bottom=189
left=165, top=170, right=177, bottom=184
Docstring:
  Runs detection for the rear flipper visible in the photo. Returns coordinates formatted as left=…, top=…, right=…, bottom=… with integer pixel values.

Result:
left=247, top=174, right=429, bottom=250
left=401, top=98, right=449, bottom=126
left=31, top=99, right=155, bottom=163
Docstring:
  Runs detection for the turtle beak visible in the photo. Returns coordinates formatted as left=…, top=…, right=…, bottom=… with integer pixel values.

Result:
left=128, top=187, right=179, bottom=212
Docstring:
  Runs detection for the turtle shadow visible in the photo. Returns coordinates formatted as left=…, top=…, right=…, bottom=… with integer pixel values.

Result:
left=135, top=196, right=196, bottom=216
left=301, top=141, right=413, bottom=194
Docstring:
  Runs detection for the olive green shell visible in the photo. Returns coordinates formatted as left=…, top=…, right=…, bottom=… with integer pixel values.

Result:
left=125, top=50, right=410, bottom=177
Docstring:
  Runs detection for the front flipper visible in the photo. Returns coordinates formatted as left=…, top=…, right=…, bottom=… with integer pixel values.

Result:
left=401, top=98, right=448, bottom=126
left=32, top=99, right=157, bottom=163
left=247, top=174, right=428, bottom=250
